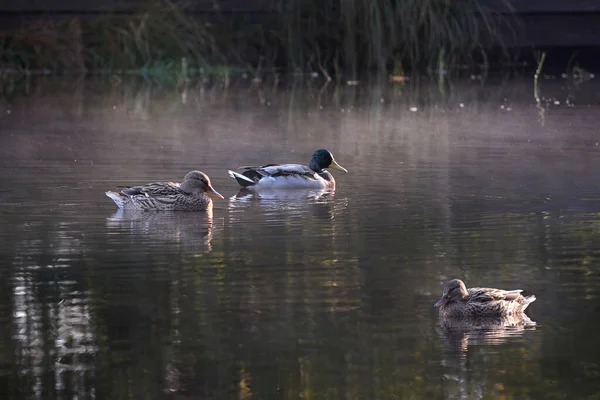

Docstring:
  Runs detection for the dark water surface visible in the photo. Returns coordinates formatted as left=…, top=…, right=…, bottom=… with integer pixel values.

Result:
left=1, top=78, right=600, bottom=399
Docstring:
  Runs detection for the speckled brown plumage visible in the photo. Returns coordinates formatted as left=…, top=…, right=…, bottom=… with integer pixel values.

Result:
left=434, top=279, right=536, bottom=322
left=105, top=170, right=223, bottom=211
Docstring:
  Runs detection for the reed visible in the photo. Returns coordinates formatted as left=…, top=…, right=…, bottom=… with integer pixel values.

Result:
left=278, top=0, right=516, bottom=78
left=0, top=0, right=236, bottom=79
left=0, top=0, right=517, bottom=80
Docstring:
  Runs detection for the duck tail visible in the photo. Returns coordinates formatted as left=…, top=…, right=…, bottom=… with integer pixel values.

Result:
left=228, top=170, right=256, bottom=188
left=521, top=294, right=536, bottom=311
left=105, top=191, right=126, bottom=209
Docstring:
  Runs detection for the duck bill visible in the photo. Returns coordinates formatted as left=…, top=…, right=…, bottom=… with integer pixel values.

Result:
left=329, top=159, right=348, bottom=173
left=207, top=186, right=225, bottom=199
left=433, top=296, right=448, bottom=308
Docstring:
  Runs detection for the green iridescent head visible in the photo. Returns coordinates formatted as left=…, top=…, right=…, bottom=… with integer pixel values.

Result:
left=309, top=149, right=348, bottom=173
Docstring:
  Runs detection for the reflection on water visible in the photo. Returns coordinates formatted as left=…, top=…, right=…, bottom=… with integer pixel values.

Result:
left=106, top=210, right=214, bottom=253
left=1, top=77, right=600, bottom=398
left=438, top=325, right=542, bottom=399
left=229, top=188, right=343, bottom=221
left=438, top=324, right=537, bottom=355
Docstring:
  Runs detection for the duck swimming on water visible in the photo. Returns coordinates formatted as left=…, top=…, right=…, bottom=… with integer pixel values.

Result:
left=105, top=170, right=223, bottom=211
left=228, top=149, right=348, bottom=190
left=434, top=279, right=536, bottom=321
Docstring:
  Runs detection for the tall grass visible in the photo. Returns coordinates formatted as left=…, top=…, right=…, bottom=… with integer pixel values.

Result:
left=279, top=0, right=516, bottom=78
left=0, top=0, right=238, bottom=79
left=0, top=0, right=517, bottom=80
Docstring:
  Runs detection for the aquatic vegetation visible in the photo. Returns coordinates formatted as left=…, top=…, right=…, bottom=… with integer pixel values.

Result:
left=0, top=0, right=237, bottom=79
left=534, top=51, right=547, bottom=125
left=0, top=0, right=517, bottom=80
left=281, top=0, right=517, bottom=79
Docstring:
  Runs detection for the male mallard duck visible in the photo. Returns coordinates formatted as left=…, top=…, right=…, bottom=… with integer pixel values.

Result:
left=105, top=170, right=223, bottom=211
left=434, top=279, right=536, bottom=320
left=227, top=149, right=348, bottom=190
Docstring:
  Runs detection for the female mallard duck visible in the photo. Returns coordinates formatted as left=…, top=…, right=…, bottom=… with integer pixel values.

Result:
left=105, top=170, right=224, bottom=211
left=434, top=279, right=536, bottom=320
left=227, top=149, right=348, bottom=190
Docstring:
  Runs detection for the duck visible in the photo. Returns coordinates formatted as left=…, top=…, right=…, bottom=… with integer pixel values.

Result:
left=105, top=170, right=224, bottom=211
left=227, top=149, right=348, bottom=190
left=433, top=279, right=536, bottom=321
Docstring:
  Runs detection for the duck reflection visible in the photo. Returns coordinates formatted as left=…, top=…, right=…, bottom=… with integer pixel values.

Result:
left=106, top=209, right=214, bottom=253
left=437, top=313, right=537, bottom=356
left=228, top=188, right=340, bottom=220
left=436, top=316, right=539, bottom=399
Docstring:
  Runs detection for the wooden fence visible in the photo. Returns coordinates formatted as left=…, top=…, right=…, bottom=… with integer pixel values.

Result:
left=1, top=0, right=600, bottom=47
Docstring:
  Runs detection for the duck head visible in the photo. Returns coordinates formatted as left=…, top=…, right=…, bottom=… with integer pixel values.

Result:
left=309, top=149, right=348, bottom=174
left=181, top=171, right=224, bottom=199
left=434, top=279, right=469, bottom=308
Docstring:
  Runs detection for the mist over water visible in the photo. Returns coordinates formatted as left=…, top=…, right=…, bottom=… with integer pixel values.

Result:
left=1, top=77, right=600, bottom=398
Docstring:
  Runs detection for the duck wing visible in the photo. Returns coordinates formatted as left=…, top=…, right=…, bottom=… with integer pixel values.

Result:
left=121, top=181, right=184, bottom=197
left=467, top=287, right=523, bottom=303
left=236, top=163, right=317, bottom=180
left=257, top=164, right=316, bottom=178
left=230, top=163, right=320, bottom=188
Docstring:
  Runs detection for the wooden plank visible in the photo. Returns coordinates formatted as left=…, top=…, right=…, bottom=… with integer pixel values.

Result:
left=510, top=0, right=600, bottom=13
left=514, top=14, right=600, bottom=46
left=0, top=0, right=599, bottom=14
left=1, top=0, right=600, bottom=47
left=480, top=0, right=600, bottom=14
left=0, top=0, right=144, bottom=12
left=0, top=0, right=277, bottom=12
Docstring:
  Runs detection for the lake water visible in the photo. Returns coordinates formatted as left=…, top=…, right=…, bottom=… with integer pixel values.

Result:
left=1, top=76, right=600, bottom=399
